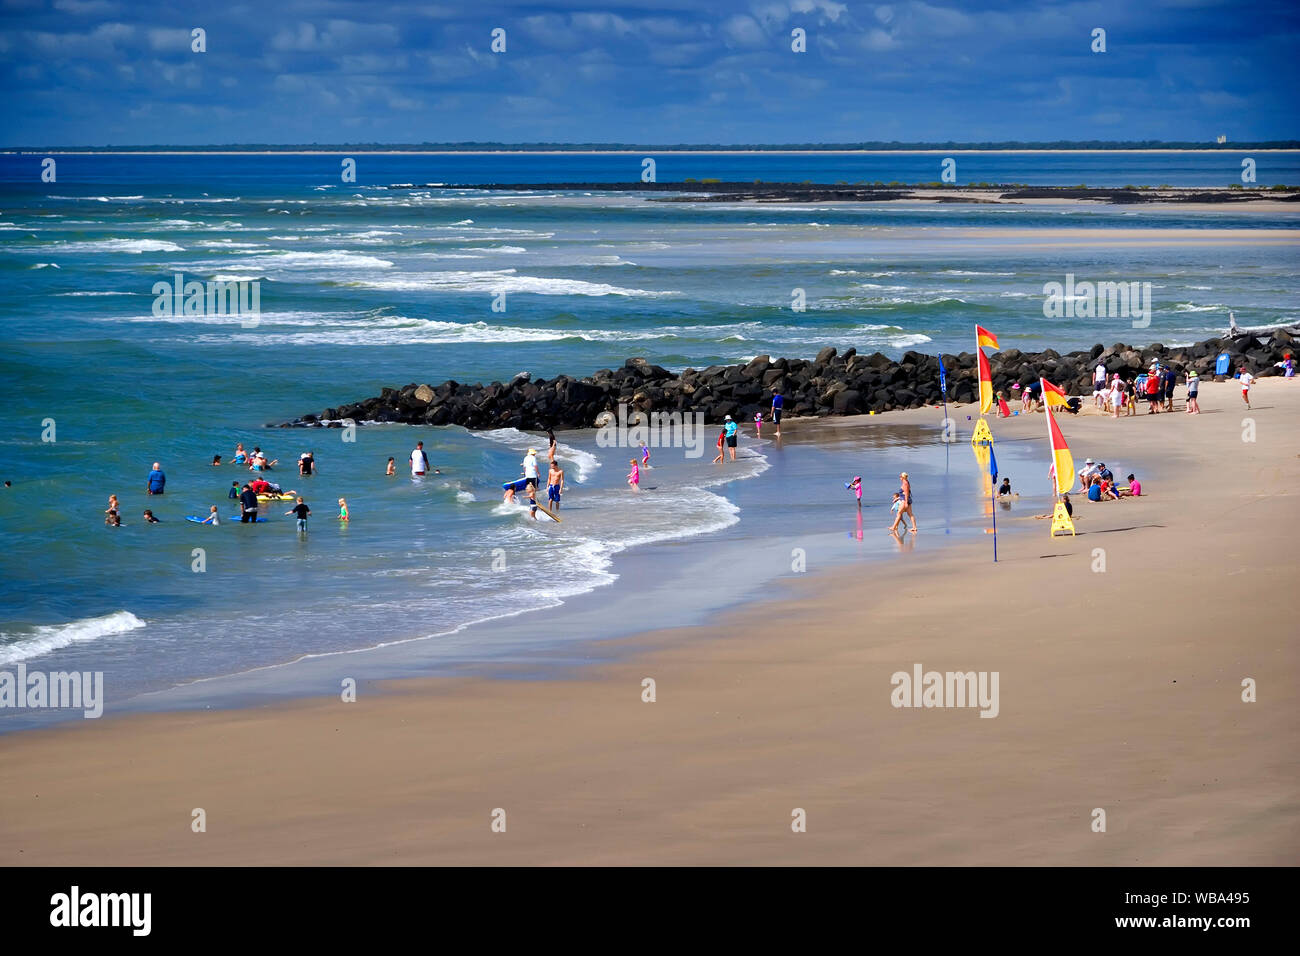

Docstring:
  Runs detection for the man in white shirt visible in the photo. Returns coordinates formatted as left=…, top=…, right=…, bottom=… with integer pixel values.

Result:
left=1093, top=363, right=1108, bottom=408
left=1239, top=367, right=1255, bottom=409
left=1077, top=457, right=1100, bottom=490
left=522, top=447, right=539, bottom=493
left=410, top=440, right=431, bottom=476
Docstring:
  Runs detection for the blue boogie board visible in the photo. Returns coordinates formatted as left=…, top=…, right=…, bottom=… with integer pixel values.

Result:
left=502, top=477, right=530, bottom=492
left=230, top=515, right=267, bottom=522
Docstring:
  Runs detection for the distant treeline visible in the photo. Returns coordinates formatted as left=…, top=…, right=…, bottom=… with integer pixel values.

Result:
left=4, top=140, right=1300, bottom=153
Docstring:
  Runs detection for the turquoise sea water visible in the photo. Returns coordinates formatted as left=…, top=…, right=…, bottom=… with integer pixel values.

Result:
left=1, top=152, right=1297, bottom=722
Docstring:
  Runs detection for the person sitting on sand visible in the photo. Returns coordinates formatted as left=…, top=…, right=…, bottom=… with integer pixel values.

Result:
left=1077, top=458, right=1100, bottom=490
left=997, top=477, right=1012, bottom=497
left=1123, top=473, right=1142, bottom=497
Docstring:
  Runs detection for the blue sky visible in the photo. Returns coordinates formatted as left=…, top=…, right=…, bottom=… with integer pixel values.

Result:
left=1, top=0, right=1296, bottom=145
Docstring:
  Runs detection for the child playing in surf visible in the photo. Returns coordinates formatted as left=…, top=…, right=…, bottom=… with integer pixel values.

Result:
left=712, top=428, right=725, bottom=464
left=845, top=476, right=862, bottom=508
left=337, top=498, right=349, bottom=522
left=627, top=459, right=640, bottom=492
left=754, top=411, right=763, bottom=436
left=386, top=457, right=396, bottom=476
left=200, top=505, right=220, bottom=525
left=106, top=494, right=119, bottom=516
left=641, top=443, right=650, bottom=466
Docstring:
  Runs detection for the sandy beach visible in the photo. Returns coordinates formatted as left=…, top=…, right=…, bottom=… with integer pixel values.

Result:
left=2, top=378, right=1296, bottom=866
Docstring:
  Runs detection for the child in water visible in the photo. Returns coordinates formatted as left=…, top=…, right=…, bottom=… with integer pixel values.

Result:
left=712, top=429, right=725, bottom=464
left=142, top=509, right=159, bottom=524
left=641, top=443, right=650, bottom=466
left=106, top=494, right=119, bottom=516
left=627, top=459, right=640, bottom=492
left=200, top=505, right=220, bottom=525
left=337, top=497, right=349, bottom=522
left=845, top=476, right=862, bottom=508
left=386, top=457, right=395, bottom=476
left=754, top=411, right=763, bottom=436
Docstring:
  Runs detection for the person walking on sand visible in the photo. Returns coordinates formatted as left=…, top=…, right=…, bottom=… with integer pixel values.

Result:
left=891, top=472, right=917, bottom=534
left=771, top=390, right=784, bottom=438
left=146, top=462, right=166, bottom=495
left=1185, top=369, right=1201, bottom=414
left=546, top=459, right=565, bottom=510
left=410, top=441, right=431, bottom=477
left=1239, top=365, right=1255, bottom=408
left=723, top=415, right=738, bottom=461
left=627, top=458, right=640, bottom=492
left=286, top=496, right=311, bottom=533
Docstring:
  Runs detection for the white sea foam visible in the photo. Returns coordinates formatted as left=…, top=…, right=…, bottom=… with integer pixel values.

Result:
left=54, top=290, right=141, bottom=296
left=54, top=238, right=185, bottom=254
left=346, top=269, right=671, bottom=297
left=472, top=427, right=602, bottom=483
left=1173, top=303, right=1225, bottom=313
left=31, top=262, right=60, bottom=269
left=0, top=610, right=145, bottom=666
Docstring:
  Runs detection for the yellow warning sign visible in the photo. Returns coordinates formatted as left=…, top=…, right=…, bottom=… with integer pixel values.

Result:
left=1050, top=500, right=1076, bottom=537
left=970, top=417, right=994, bottom=446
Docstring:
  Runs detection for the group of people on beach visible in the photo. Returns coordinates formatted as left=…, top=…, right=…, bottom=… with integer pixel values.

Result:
left=500, top=431, right=565, bottom=520
left=845, top=471, right=918, bottom=536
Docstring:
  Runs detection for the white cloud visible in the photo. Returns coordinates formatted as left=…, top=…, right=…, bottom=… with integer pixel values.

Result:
left=722, top=15, right=767, bottom=47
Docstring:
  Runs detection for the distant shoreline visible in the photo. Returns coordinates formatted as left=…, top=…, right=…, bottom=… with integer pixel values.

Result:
left=4, top=148, right=1300, bottom=156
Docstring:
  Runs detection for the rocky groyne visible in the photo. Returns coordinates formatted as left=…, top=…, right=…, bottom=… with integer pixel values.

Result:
left=277, top=328, right=1297, bottom=430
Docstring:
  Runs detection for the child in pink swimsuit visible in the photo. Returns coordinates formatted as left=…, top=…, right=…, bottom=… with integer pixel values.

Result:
left=627, top=459, right=640, bottom=492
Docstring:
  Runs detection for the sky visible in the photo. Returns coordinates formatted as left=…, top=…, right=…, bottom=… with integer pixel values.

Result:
left=1, top=0, right=1297, bottom=146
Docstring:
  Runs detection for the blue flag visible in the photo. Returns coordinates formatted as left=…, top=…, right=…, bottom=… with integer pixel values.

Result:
left=988, top=445, right=999, bottom=482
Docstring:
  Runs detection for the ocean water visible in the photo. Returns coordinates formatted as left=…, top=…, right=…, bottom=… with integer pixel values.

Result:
left=1, top=152, right=1297, bottom=721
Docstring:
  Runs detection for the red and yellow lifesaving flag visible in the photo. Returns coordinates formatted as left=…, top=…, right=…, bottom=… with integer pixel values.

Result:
left=1040, top=377, right=1070, bottom=408
left=977, top=347, right=994, bottom=414
left=976, top=325, right=999, bottom=350
left=1041, top=377, right=1074, bottom=495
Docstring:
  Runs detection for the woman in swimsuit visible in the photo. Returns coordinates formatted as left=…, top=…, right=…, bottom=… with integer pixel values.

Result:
left=895, top=472, right=917, bottom=534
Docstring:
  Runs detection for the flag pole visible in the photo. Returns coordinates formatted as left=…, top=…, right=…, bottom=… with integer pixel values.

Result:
left=939, top=357, right=949, bottom=473
left=1041, top=377, right=1061, bottom=507
left=991, top=469, right=998, bottom=563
